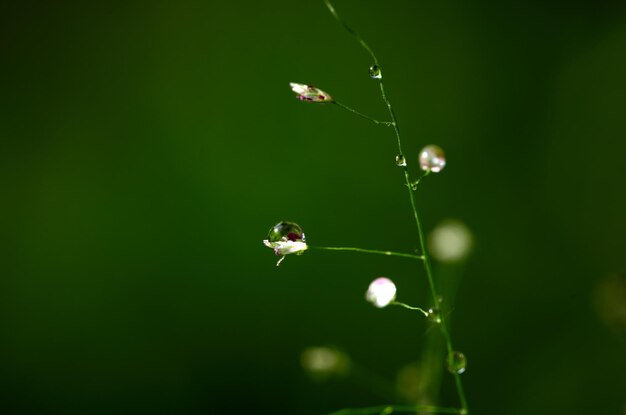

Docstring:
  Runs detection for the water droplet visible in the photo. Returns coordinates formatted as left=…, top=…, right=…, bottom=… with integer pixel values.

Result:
left=369, top=64, right=382, bottom=79
left=427, top=308, right=441, bottom=324
left=419, top=145, right=446, bottom=173
left=446, top=351, right=467, bottom=374
left=267, top=221, right=305, bottom=243
left=395, top=154, right=406, bottom=167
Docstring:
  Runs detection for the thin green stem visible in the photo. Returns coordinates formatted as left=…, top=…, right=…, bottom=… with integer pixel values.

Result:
left=390, top=301, right=428, bottom=317
left=334, top=101, right=393, bottom=126
left=326, top=404, right=464, bottom=415
left=323, top=1, right=469, bottom=412
left=409, top=170, right=431, bottom=190
left=311, top=246, right=423, bottom=261
left=378, top=81, right=404, bottom=154
left=324, top=0, right=379, bottom=65
left=405, top=181, right=468, bottom=411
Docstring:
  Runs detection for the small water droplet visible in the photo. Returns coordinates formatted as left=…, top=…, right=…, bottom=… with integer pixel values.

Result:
left=267, top=221, right=305, bottom=243
left=446, top=351, right=467, bottom=374
left=395, top=154, right=406, bottom=167
left=369, top=65, right=382, bottom=79
left=437, top=296, right=444, bottom=304
left=427, top=308, right=441, bottom=324
left=419, top=145, right=446, bottom=173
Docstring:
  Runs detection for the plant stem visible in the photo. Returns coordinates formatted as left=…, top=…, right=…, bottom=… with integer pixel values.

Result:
left=410, top=170, right=430, bottom=190
left=326, top=404, right=464, bottom=415
left=323, top=1, right=469, bottom=412
left=334, top=101, right=393, bottom=126
left=383, top=75, right=469, bottom=415
left=390, top=301, right=428, bottom=316
left=311, top=246, right=422, bottom=261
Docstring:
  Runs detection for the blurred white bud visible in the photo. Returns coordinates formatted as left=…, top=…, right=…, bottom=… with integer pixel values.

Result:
left=428, top=220, right=473, bottom=263
left=301, top=346, right=350, bottom=381
left=365, top=277, right=397, bottom=308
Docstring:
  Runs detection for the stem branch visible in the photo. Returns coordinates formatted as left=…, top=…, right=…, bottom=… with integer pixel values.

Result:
left=390, top=301, right=429, bottom=316
left=311, top=246, right=422, bottom=261
left=322, top=1, right=469, bottom=412
left=326, top=404, right=464, bottom=415
left=334, top=101, right=393, bottom=126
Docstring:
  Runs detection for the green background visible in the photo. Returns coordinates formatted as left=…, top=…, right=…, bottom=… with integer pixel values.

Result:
left=2, top=0, right=626, bottom=413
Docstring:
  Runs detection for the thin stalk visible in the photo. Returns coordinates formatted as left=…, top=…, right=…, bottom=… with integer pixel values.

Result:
left=387, top=72, right=469, bottom=415
left=324, top=0, right=379, bottom=65
left=326, top=404, right=464, bottom=415
left=334, top=101, right=393, bottom=126
left=390, top=301, right=428, bottom=317
left=323, top=1, right=468, bottom=412
left=311, top=246, right=422, bottom=261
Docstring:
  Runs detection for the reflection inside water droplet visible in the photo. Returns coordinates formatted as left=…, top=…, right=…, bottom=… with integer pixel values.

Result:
left=369, top=64, right=382, bottom=79
left=395, top=154, right=406, bottom=167
left=267, top=221, right=305, bottom=243
left=446, top=351, right=467, bottom=374
left=419, top=145, right=446, bottom=173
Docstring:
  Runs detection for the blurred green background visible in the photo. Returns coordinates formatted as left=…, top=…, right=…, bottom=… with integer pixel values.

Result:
left=2, top=0, right=626, bottom=414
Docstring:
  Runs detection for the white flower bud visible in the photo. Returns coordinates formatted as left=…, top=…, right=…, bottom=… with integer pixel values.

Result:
left=365, top=277, right=397, bottom=308
left=289, top=82, right=333, bottom=103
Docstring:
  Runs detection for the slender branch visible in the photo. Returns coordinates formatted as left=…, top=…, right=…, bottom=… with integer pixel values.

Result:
left=326, top=404, right=464, bottom=415
left=323, top=1, right=469, bottom=413
left=334, top=101, right=393, bottom=126
left=324, top=0, right=379, bottom=65
left=311, top=246, right=423, bottom=261
left=378, top=81, right=404, bottom=155
left=390, top=301, right=428, bottom=316
left=409, top=170, right=430, bottom=190
left=403, top=172, right=468, bottom=412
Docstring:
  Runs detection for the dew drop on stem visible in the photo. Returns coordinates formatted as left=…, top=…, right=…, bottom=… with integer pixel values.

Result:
left=369, top=64, right=382, bottom=79
left=446, top=351, right=467, bottom=374
left=395, top=154, right=406, bottom=167
left=427, top=308, right=442, bottom=324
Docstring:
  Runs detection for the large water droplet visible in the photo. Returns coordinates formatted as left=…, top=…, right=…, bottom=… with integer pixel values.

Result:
left=369, top=65, right=382, bottom=79
left=267, top=221, right=305, bottom=243
left=427, top=308, right=441, bottom=324
left=446, top=351, right=467, bottom=374
left=419, top=145, right=446, bottom=173
left=395, top=154, right=406, bottom=167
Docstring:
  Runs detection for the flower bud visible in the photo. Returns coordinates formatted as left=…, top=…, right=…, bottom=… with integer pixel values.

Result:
left=289, top=82, right=333, bottom=103
left=365, top=277, right=397, bottom=308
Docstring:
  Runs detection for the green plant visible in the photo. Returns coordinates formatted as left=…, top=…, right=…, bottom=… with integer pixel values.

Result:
left=264, top=2, right=470, bottom=414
